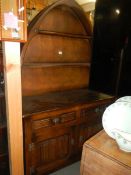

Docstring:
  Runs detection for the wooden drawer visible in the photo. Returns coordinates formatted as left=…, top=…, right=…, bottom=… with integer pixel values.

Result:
left=31, top=112, right=76, bottom=142
left=78, top=104, right=108, bottom=147
left=80, top=104, right=107, bottom=123
left=32, top=111, right=76, bottom=130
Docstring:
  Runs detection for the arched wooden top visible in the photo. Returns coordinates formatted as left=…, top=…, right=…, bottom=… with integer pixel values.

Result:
left=27, top=0, right=91, bottom=37
left=21, top=0, right=92, bottom=96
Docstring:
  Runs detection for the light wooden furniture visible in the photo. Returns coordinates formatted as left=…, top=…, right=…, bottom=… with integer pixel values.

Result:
left=0, top=43, right=9, bottom=175
left=81, top=130, right=131, bottom=175
left=3, top=42, right=24, bottom=175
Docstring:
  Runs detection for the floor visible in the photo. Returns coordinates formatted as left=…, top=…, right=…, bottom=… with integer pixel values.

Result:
left=49, top=161, right=80, bottom=175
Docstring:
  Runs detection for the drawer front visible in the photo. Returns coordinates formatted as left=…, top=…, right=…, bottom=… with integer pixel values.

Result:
left=81, top=104, right=107, bottom=122
left=31, top=112, right=76, bottom=142
left=32, top=118, right=52, bottom=130
left=78, top=104, right=108, bottom=147
left=32, top=112, right=76, bottom=130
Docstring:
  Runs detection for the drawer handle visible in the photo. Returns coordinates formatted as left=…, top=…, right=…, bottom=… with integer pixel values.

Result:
left=52, top=117, right=60, bottom=125
left=94, top=107, right=99, bottom=113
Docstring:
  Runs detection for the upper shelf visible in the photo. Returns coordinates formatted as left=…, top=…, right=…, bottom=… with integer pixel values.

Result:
left=37, top=30, right=92, bottom=39
left=22, top=62, right=91, bottom=68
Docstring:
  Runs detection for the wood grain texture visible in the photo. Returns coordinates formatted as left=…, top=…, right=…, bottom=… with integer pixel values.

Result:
left=23, top=89, right=115, bottom=175
left=3, top=42, right=24, bottom=175
left=22, top=66, right=90, bottom=96
left=21, top=0, right=115, bottom=174
left=38, top=5, right=87, bottom=35
left=22, top=35, right=91, bottom=63
left=81, top=130, right=131, bottom=175
left=21, top=0, right=92, bottom=96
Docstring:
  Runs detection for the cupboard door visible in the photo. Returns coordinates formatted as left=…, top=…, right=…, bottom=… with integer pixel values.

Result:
left=23, top=112, right=76, bottom=175
left=27, top=128, right=73, bottom=175
left=32, top=132, right=72, bottom=174
left=78, top=105, right=106, bottom=148
left=78, top=122, right=102, bottom=148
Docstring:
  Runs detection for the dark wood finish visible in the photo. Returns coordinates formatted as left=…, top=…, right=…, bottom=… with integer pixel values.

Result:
left=22, top=35, right=91, bottom=63
left=22, top=66, right=90, bottom=96
left=81, top=130, right=131, bottom=175
left=21, top=0, right=115, bottom=174
left=37, top=30, right=92, bottom=39
left=21, top=0, right=92, bottom=97
left=23, top=89, right=115, bottom=175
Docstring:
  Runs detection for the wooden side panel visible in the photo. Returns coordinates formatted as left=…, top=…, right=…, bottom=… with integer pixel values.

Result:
left=3, top=42, right=24, bottom=175
left=81, top=146, right=131, bottom=175
left=22, top=35, right=91, bottom=63
left=22, top=66, right=90, bottom=96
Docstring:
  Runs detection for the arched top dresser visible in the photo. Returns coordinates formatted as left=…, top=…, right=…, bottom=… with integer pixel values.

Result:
left=21, top=0, right=114, bottom=174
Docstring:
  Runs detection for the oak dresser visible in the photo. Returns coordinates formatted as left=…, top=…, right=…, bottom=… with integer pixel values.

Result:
left=21, top=0, right=115, bottom=174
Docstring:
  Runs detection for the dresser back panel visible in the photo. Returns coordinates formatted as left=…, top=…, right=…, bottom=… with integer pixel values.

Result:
left=21, top=0, right=92, bottom=96
left=38, top=5, right=87, bottom=35
left=22, top=35, right=91, bottom=63
left=22, top=66, right=89, bottom=96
